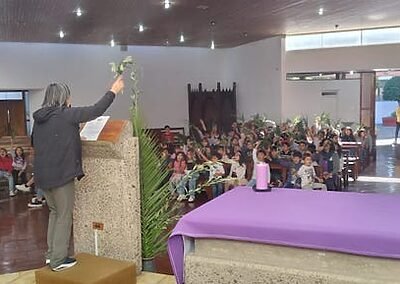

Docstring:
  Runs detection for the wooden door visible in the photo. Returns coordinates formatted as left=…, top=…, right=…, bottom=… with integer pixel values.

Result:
left=360, top=72, right=376, bottom=136
left=360, top=72, right=376, bottom=160
left=0, top=102, right=8, bottom=137
left=0, top=100, right=26, bottom=137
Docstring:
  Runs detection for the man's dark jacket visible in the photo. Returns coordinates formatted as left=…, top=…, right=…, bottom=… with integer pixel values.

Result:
left=32, top=91, right=115, bottom=190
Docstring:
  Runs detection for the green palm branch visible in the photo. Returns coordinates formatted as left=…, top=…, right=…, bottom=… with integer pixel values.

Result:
left=111, top=56, right=179, bottom=259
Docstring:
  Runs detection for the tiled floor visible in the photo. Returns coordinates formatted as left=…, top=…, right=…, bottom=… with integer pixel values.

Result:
left=0, top=270, right=175, bottom=284
left=0, top=142, right=399, bottom=280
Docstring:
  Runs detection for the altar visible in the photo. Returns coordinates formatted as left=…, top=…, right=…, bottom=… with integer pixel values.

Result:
left=168, top=187, right=400, bottom=284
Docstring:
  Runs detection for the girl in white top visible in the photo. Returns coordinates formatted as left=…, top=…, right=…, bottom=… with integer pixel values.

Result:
left=225, top=151, right=247, bottom=191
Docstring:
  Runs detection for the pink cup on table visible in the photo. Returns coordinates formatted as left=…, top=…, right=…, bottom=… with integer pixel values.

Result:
left=256, top=162, right=270, bottom=190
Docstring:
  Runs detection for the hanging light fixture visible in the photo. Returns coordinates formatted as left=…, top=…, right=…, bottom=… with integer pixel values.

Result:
left=210, top=40, right=215, bottom=50
left=59, top=30, right=65, bottom=38
left=75, top=7, right=83, bottom=17
left=180, top=34, right=185, bottom=43
left=139, top=24, right=144, bottom=32
left=164, top=0, right=171, bottom=9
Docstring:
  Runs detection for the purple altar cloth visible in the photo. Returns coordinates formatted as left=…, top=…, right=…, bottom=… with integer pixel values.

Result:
left=168, top=187, right=400, bottom=284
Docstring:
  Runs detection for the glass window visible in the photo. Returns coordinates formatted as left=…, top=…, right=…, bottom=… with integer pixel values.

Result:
left=322, top=31, right=361, bottom=48
left=362, top=27, right=400, bottom=45
left=0, top=91, right=23, bottom=100
left=286, top=34, right=322, bottom=51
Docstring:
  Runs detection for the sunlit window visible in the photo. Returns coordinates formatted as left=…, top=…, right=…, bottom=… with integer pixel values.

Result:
left=0, top=91, right=23, bottom=100
left=286, top=34, right=322, bottom=51
left=286, top=27, right=400, bottom=51
left=362, top=27, right=400, bottom=45
left=322, top=31, right=361, bottom=48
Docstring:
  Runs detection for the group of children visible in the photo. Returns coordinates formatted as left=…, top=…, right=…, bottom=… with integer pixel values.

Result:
left=161, top=120, right=372, bottom=202
left=0, top=146, right=44, bottom=207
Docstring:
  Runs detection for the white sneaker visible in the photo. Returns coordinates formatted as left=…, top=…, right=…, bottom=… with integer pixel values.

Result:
left=9, top=190, right=17, bottom=197
left=177, top=194, right=186, bottom=201
left=188, top=196, right=195, bottom=203
left=16, top=184, right=31, bottom=192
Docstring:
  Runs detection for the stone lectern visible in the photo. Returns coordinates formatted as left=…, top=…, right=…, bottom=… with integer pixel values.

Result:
left=73, top=120, right=141, bottom=271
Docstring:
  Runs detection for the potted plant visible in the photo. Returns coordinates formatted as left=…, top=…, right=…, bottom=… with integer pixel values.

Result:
left=382, top=111, right=397, bottom=127
left=111, top=57, right=180, bottom=272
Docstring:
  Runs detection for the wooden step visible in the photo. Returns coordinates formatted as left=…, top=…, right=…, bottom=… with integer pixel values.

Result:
left=35, top=253, right=136, bottom=284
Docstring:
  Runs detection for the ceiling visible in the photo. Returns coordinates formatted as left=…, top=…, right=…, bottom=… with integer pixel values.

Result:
left=2, top=0, right=400, bottom=48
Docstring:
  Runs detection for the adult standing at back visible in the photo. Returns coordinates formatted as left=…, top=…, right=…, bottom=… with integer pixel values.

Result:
left=32, top=76, right=124, bottom=272
left=395, top=101, right=400, bottom=145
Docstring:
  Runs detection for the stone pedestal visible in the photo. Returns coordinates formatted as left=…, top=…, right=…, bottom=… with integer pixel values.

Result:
left=73, top=120, right=141, bottom=271
left=185, top=239, right=400, bottom=284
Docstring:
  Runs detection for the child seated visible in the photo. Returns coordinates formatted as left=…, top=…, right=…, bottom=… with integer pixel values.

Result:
left=298, top=153, right=327, bottom=191
left=170, top=152, right=187, bottom=201
left=12, top=147, right=27, bottom=186
left=185, top=149, right=199, bottom=203
left=0, top=148, right=16, bottom=197
left=225, top=151, right=247, bottom=191
left=209, top=153, right=225, bottom=198
left=268, top=146, right=283, bottom=187
left=284, top=151, right=303, bottom=188
left=280, top=142, right=292, bottom=160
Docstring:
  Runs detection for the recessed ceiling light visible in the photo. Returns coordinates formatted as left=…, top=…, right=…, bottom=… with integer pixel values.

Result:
left=139, top=24, right=144, bottom=32
left=59, top=30, right=65, bottom=38
left=180, top=34, right=185, bottom=43
left=75, top=7, right=83, bottom=17
left=318, top=8, right=324, bottom=15
left=110, top=39, right=115, bottom=47
left=210, top=40, right=215, bottom=50
left=164, top=0, right=171, bottom=9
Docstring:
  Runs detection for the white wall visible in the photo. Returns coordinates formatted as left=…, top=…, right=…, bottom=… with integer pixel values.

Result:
left=283, top=80, right=360, bottom=125
left=0, top=42, right=225, bottom=130
left=285, top=43, right=400, bottom=73
left=222, top=37, right=283, bottom=122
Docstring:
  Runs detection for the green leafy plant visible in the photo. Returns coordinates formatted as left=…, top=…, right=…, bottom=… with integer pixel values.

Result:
left=111, top=56, right=179, bottom=259
left=383, top=76, right=400, bottom=101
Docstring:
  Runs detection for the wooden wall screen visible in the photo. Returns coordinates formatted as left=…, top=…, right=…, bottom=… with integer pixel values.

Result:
left=188, top=82, right=237, bottom=133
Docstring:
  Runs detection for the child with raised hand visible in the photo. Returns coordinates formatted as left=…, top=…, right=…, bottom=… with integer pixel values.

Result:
left=247, top=141, right=268, bottom=187
left=298, top=153, right=327, bottom=191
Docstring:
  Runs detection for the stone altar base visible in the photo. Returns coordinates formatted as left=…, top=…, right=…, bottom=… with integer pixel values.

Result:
left=185, top=239, right=400, bottom=284
left=35, top=253, right=136, bottom=284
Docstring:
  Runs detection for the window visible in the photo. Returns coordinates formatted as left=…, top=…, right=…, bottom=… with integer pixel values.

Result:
left=286, top=34, right=322, bottom=51
left=0, top=91, right=24, bottom=100
left=322, top=31, right=361, bottom=48
left=286, top=26, right=400, bottom=51
left=362, top=27, right=400, bottom=45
